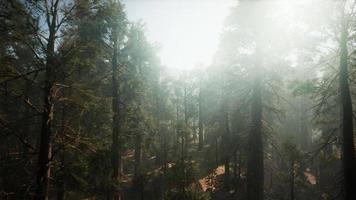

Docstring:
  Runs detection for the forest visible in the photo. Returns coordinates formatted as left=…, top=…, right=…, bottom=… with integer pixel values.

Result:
left=0, top=0, right=355, bottom=200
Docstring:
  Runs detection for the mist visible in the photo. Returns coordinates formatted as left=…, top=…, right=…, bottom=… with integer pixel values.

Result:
left=0, top=0, right=355, bottom=200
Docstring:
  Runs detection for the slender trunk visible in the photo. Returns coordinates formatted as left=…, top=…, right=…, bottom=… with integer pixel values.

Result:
left=161, top=126, right=168, bottom=199
left=198, top=81, right=203, bottom=151
left=37, top=69, right=53, bottom=200
left=290, top=160, right=295, bottom=200
left=57, top=106, right=66, bottom=200
left=140, top=176, right=144, bottom=200
left=155, top=80, right=167, bottom=198
left=163, top=132, right=168, bottom=172
left=246, top=57, right=263, bottom=200
left=156, top=80, right=162, bottom=166
left=157, top=126, right=161, bottom=165
left=57, top=180, right=65, bottom=200
left=269, top=170, right=273, bottom=191
left=269, top=148, right=274, bottom=191
left=181, top=134, right=184, bottom=159
left=133, top=94, right=143, bottom=195
left=233, top=150, right=237, bottom=180
left=111, top=27, right=121, bottom=200
left=36, top=88, right=52, bottom=197
left=339, top=14, right=356, bottom=200
left=22, top=81, right=30, bottom=158
left=238, top=150, right=241, bottom=182
left=133, top=132, right=143, bottom=200
left=300, top=97, right=309, bottom=150
left=184, top=84, right=188, bottom=157
left=1, top=83, right=8, bottom=160
left=222, top=97, right=230, bottom=189
left=175, top=100, right=179, bottom=154
left=37, top=87, right=53, bottom=199
left=132, top=130, right=145, bottom=200
left=233, top=150, right=239, bottom=193
left=215, top=137, right=219, bottom=168
left=318, top=154, right=322, bottom=193
left=36, top=5, right=57, bottom=198
left=171, top=120, right=175, bottom=148
left=57, top=153, right=66, bottom=200
left=224, top=158, right=230, bottom=189
left=134, top=134, right=142, bottom=179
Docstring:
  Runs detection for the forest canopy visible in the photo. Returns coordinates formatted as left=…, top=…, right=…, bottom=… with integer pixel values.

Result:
left=0, top=0, right=355, bottom=200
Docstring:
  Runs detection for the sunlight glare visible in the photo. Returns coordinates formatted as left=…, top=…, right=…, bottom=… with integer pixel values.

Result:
left=124, top=0, right=236, bottom=72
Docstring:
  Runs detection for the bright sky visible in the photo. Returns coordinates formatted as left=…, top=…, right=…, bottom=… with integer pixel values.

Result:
left=123, top=0, right=236, bottom=71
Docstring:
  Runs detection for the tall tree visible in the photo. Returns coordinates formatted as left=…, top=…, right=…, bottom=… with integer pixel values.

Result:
left=339, top=4, right=356, bottom=199
left=110, top=14, right=121, bottom=200
left=34, top=1, right=75, bottom=199
left=246, top=47, right=264, bottom=200
left=198, top=78, right=204, bottom=151
left=108, top=1, right=126, bottom=199
left=222, top=94, right=231, bottom=189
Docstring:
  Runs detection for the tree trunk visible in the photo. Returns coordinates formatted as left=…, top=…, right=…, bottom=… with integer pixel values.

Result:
left=0, top=83, right=8, bottom=160
left=174, top=100, right=179, bottom=155
left=111, top=25, right=121, bottom=200
left=36, top=4, right=58, bottom=198
left=133, top=132, right=143, bottom=200
left=134, top=134, right=142, bottom=179
left=300, top=97, right=309, bottom=150
left=222, top=97, right=230, bottom=189
left=37, top=52, right=54, bottom=200
left=22, top=81, right=30, bottom=158
left=184, top=84, right=188, bottom=157
left=238, top=150, right=241, bottom=182
left=215, top=137, right=219, bottom=168
left=339, top=14, right=356, bottom=200
left=198, top=81, right=203, bottom=151
left=290, top=160, right=295, bottom=200
left=156, top=79, right=162, bottom=166
left=233, top=150, right=237, bottom=180
left=57, top=106, right=67, bottom=200
left=161, top=126, right=168, bottom=199
left=246, top=69, right=263, bottom=200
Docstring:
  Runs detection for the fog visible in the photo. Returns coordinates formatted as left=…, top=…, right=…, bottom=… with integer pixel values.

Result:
left=0, top=0, right=355, bottom=200
left=124, top=0, right=235, bottom=71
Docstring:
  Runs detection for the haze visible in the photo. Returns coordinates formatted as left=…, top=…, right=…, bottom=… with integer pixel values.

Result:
left=1, top=1, right=355, bottom=200
left=124, top=0, right=236, bottom=71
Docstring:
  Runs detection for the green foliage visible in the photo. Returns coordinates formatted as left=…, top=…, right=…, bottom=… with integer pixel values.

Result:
left=282, top=139, right=302, bottom=162
left=166, top=159, right=197, bottom=190
left=164, top=158, right=213, bottom=200
left=290, top=79, right=317, bottom=96
left=0, top=1, right=353, bottom=199
left=165, top=188, right=211, bottom=200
